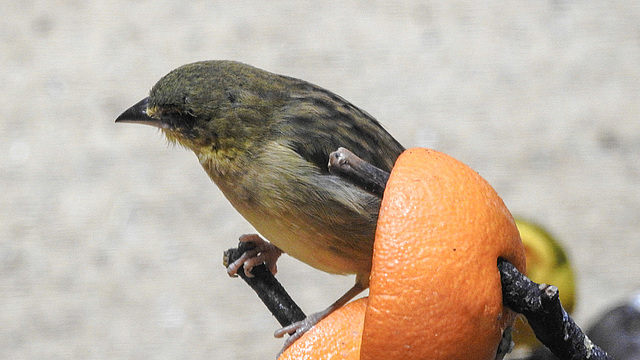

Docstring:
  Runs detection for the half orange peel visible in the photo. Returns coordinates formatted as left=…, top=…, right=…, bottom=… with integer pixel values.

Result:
left=279, top=148, right=526, bottom=360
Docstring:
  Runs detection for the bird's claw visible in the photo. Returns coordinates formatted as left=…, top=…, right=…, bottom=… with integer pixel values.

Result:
left=274, top=310, right=330, bottom=354
left=226, top=234, right=283, bottom=278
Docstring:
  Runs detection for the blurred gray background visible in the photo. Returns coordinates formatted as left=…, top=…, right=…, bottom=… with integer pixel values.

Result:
left=2, top=1, right=639, bottom=359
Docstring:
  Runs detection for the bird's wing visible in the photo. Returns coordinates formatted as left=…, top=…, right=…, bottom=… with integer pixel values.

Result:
left=275, top=95, right=405, bottom=174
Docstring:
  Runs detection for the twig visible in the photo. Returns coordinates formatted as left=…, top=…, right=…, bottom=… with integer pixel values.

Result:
left=223, top=242, right=306, bottom=328
left=498, top=259, right=612, bottom=360
left=327, top=147, right=389, bottom=197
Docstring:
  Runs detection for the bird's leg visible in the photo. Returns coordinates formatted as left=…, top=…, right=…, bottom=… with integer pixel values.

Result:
left=226, top=234, right=283, bottom=278
left=274, top=280, right=367, bottom=352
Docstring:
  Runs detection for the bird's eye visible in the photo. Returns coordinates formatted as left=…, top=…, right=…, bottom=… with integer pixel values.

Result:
left=160, top=109, right=181, bottom=119
left=158, top=108, right=195, bottom=130
left=226, top=90, right=237, bottom=104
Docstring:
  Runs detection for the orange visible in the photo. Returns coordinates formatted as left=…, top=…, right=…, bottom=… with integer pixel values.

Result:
left=279, top=148, right=526, bottom=360
left=278, top=298, right=367, bottom=359
left=360, top=148, right=526, bottom=359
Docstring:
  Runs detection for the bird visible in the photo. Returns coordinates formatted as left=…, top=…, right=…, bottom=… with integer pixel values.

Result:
left=115, top=60, right=405, bottom=348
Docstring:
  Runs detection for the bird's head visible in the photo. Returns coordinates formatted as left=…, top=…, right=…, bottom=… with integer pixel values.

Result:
left=116, top=60, right=288, bottom=155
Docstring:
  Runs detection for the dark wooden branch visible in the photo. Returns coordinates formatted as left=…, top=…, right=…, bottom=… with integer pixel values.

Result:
left=328, top=147, right=390, bottom=197
left=223, top=242, right=306, bottom=328
left=498, top=259, right=612, bottom=360
left=224, top=147, right=612, bottom=360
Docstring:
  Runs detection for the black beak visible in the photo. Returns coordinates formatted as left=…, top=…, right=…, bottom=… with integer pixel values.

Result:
left=115, top=97, right=165, bottom=128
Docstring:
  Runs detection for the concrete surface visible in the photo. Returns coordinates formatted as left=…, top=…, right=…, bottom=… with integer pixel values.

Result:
left=1, top=1, right=639, bottom=359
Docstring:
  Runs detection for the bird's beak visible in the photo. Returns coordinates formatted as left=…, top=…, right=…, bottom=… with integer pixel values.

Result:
left=115, top=97, right=166, bottom=129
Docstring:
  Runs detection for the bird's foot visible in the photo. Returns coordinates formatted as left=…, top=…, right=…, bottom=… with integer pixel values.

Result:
left=274, top=308, right=332, bottom=354
left=274, top=281, right=367, bottom=353
left=226, top=234, right=283, bottom=277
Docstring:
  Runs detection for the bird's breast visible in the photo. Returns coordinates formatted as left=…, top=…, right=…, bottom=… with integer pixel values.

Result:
left=197, top=143, right=378, bottom=276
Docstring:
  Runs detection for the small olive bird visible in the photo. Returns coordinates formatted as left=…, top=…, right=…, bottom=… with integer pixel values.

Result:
left=116, top=60, right=405, bottom=347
